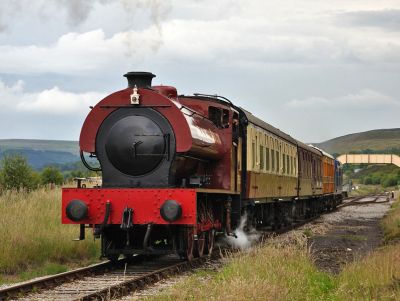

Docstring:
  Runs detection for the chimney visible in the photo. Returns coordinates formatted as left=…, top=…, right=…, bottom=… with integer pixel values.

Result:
left=123, top=71, right=156, bottom=88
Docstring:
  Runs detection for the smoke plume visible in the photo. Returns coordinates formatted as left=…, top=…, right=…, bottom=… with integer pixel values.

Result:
left=0, top=0, right=171, bottom=31
left=223, top=213, right=260, bottom=250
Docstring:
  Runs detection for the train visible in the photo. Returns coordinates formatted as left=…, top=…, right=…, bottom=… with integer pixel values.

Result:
left=62, top=72, right=344, bottom=261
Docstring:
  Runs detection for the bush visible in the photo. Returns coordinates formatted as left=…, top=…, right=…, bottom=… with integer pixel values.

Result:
left=382, top=175, right=397, bottom=188
left=41, top=166, right=64, bottom=186
left=371, top=175, right=381, bottom=185
left=0, top=154, right=39, bottom=191
left=363, top=177, right=373, bottom=185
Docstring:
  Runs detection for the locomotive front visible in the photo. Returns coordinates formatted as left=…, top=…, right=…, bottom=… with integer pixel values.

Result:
left=96, top=73, right=177, bottom=188
left=62, top=72, right=231, bottom=260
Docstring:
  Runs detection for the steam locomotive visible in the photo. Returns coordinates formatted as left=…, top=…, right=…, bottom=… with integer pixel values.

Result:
left=62, top=72, right=343, bottom=261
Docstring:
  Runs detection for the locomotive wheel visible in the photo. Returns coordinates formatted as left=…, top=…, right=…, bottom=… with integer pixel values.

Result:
left=184, top=228, right=194, bottom=261
left=196, top=232, right=206, bottom=257
left=206, top=229, right=215, bottom=255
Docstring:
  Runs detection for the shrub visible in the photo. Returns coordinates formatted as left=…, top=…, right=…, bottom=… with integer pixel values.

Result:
left=0, top=154, right=39, bottom=191
left=382, top=175, right=397, bottom=188
left=41, top=166, right=64, bottom=186
left=363, top=177, right=373, bottom=185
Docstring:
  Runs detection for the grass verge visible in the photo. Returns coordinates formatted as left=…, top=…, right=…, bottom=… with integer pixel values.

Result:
left=0, top=188, right=99, bottom=284
left=148, top=234, right=335, bottom=301
left=382, top=196, right=400, bottom=241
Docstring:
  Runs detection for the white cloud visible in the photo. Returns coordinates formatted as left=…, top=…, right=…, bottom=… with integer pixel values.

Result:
left=0, top=28, right=162, bottom=75
left=1, top=1, right=400, bottom=76
left=286, top=89, right=400, bottom=109
left=0, top=0, right=400, bottom=141
left=0, top=80, right=104, bottom=115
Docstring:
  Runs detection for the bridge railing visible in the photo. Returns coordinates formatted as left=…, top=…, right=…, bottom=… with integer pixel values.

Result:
left=336, top=154, right=400, bottom=167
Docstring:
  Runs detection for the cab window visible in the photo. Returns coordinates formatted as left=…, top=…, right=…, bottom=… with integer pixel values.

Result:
left=209, top=106, right=229, bottom=128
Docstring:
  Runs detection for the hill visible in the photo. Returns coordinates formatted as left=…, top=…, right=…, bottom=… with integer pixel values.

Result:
left=314, top=128, right=400, bottom=155
left=0, top=139, right=79, bottom=169
left=1, top=128, right=399, bottom=170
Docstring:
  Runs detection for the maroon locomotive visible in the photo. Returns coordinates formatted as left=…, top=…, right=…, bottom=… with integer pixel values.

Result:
left=62, top=72, right=343, bottom=261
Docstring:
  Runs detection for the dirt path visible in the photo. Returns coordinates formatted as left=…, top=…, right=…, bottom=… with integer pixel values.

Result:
left=308, top=195, right=393, bottom=274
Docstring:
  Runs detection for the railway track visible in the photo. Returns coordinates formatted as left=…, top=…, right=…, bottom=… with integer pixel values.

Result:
left=1, top=194, right=382, bottom=301
left=338, top=194, right=389, bottom=208
left=0, top=254, right=215, bottom=301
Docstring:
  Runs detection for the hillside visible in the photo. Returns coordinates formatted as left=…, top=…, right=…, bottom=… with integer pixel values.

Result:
left=1, top=128, right=399, bottom=170
left=314, top=128, right=400, bottom=155
left=0, top=139, right=79, bottom=169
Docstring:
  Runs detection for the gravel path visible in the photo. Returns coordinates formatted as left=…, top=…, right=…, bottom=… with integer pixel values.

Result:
left=308, top=195, right=393, bottom=274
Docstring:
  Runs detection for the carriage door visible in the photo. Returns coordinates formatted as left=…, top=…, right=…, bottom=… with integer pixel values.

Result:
left=311, top=154, right=316, bottom=195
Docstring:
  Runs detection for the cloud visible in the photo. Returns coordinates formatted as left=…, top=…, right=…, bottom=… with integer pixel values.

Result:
left=339, top=9, right=400, bottom=31
left=0, top=0, right=400, bottom=142
left=1, top=2, right=400, bottom=78
left=0, top=80, right=104, bottom=115
left=0, top=79, right=106, bottom=140
left=286, top=89, right=400, bottom=109
left=0, top=0, right=172, bottom=31
left=0, top=28, right=162, bottom=75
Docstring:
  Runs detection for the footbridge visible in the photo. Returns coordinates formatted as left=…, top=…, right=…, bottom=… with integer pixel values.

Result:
left=336, top=154, right=400, bottom=167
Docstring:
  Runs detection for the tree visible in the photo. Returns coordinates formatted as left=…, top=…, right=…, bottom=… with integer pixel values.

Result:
left=382, top=175, right=397, bottom=188
left=363, top=176, right=373, bottom=185
left=41, top=166, right=64, bottom=186
left=0, top=154, right=38, bottom=191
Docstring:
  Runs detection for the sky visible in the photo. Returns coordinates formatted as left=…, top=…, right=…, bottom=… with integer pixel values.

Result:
left=0, top=0, right=399, bottom=143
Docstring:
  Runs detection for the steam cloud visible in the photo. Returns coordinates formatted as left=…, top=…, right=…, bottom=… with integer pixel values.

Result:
left=0, top=0, right=171, bottom=31
left=0, top=0, right=171, bottom=61
left=223, top=213, right=260, bottom=250
left=58, top=0, right=99, bottom=26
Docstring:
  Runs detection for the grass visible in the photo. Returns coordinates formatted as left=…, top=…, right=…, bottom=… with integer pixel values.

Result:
left=382, top=196, right=400, bottom=241
left=147, top=235, right=335, bottom=301
left=147, top=243, right=400, bottom=301
left=0, top=188, right=99, bottom=284
left=147, top=197, right=400, bottom=301
left=348, top=184, right=384, bottom=196
left=334, top=245, right=400, bottom=300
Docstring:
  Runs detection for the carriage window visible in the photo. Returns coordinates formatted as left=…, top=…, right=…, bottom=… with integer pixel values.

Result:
left=266, top=147, right=270, bottom=171
left=276, top=150, right=280, bottom=172
left=255, top=135, right=258, bottom=168
left=260, top=146, right=264, bottom=170
left=252, top=141, right=256, bottom=169
left=272, top=148, right=275, bottom=171
left=283, top=154, right=286, bottom=174
left=290, top=157, right=293, bottom=175
left=292, top=157, right=295, bottom=175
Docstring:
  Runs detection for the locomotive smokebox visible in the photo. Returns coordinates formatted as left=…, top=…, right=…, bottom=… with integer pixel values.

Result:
left=124, top=71, right=155, bottom=88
